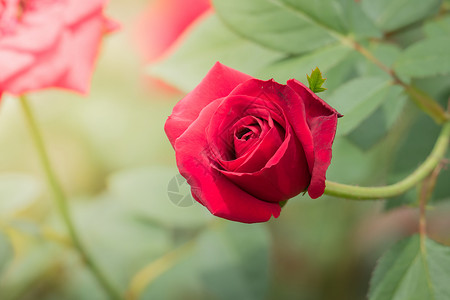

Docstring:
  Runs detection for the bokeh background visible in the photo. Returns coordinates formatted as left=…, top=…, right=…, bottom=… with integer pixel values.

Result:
left=0, top=1, right=449, bottom=299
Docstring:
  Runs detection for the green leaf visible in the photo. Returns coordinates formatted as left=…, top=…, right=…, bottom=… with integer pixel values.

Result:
left=369, top=235, right=450, bottom=300
left=212, top=0, right=336, bottom=54
left=327, top=137, right=380, bottom=184
left=150, top=15, right=283, bottom=92
left=326, top=77, right=402, bottom=136
left=0, top=174, right=43, bottom=218
left=356, top=43, right=402, bottom=79
left=195, top=223, right=270, bottom=300
left=347, top=95, right=407, bottom=151
left=394, top=37, right=450, bottom=79
left=107, top=167, right=211, bottom=228
left=0, top=231, right=13, bottom=276
left=212, top=0, right=380, bottom=54
left=140, top=223, right=271, bottom=300
left=259, top=44, right=351, bottom=88
left=307, top=67, right=327, bottom=93
left=0, top=242, right=62, bottom=300
left=72, top=195, right=171, bottom=293
left=424, top=15, right=450, bottom=38
left=361, top=0, right=441, bottom=32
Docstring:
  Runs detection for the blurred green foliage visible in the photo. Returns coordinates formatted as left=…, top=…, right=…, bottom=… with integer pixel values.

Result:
left=0, top=0, right=449, bottom=299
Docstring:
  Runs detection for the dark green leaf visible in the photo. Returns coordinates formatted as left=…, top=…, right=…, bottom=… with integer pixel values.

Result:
left=369, top=235, right=450, bottom=300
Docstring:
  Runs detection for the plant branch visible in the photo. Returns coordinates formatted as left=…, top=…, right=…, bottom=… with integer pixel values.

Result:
left=19, top=95, right=123, bottom=300
left=342, top=38, right=449, bottom=124
left=324, top=121, right=450, bottom=200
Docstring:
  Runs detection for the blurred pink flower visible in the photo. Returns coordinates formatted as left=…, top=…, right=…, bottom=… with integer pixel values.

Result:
left=0, top=0, right=118, bottom=96
left=136, top=0, right=210, bottom=62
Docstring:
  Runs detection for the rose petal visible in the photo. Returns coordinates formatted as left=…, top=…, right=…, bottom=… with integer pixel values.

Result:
left=0, top=0, right=115, bottom=95
left=228, top=79, right=316, bottom=176
left=57, top=13, right=107, bottom=94
left=65, top=0, right=105, bottom=25
left=0, top=1, right=64, bottom=52
left=165, top=62, right=253, bottom=146
left=219, top=132, right=310, bottom=203
left=2, top=8, right=107, bottom=94
left=287, top=79, right=341, bottom=198
left=174, top=98, right=281, bottom=223
left=134, top=0, right=210, bottom=62
left=206, top=95, right=286, bottom=172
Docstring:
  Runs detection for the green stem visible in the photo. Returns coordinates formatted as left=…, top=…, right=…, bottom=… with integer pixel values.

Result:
left=19, top=95, right=123, bottom=300
left=324, top=121, right=450, bottom=200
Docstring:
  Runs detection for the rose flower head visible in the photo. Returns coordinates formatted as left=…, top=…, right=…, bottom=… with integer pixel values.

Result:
left=165, top=62, right=342, bottom=223
left=0, top=0, right=118, bottom=97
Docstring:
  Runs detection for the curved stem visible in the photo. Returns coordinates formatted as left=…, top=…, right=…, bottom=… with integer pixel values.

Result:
left=324, top=121, right=450, bottom=200
left=19, top=95, right=123, bottom=300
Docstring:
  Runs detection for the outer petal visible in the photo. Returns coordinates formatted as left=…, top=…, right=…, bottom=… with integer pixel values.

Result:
left=0, top=0, right=115, bottom=95
left=174, top=98, right=281, bottom=223
left=165, top=62, right=253, bottom=146
left=65, top=0, right=105, bottom=25
left=57, top=11, right=107, bottom=93
left=287, top=79, right=341, bottom=199
left=2, top=13, right=105, bottom=94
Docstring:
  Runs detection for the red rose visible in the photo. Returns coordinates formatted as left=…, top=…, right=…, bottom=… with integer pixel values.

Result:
left=165, top=62, right=341, bottom=223
left=0, top=0, right=117, bottom=96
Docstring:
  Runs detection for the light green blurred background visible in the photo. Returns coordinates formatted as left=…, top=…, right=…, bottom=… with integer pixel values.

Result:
left=0, top=1, right=449, bottom=300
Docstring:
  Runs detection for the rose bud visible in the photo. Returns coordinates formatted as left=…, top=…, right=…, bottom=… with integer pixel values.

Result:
left=165, top=62, right=341, bottom=223
left=0, top=0, right=118, bottom=96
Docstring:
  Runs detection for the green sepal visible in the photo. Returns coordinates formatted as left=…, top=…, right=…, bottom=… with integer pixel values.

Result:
left=307, top=67, right=327, bottom=93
